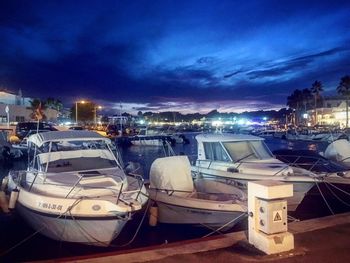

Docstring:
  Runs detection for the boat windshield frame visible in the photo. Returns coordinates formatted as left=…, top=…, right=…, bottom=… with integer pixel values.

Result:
left=29, top=138, right=122, bottom=172
left=221, top=140, right=274, bottom=162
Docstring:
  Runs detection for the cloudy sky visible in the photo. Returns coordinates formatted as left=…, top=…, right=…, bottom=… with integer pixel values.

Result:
left=1, top=0, right=350, bottom=114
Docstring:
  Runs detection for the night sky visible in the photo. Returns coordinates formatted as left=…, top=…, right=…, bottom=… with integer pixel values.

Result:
left=1, top=0, right=350, bottom=114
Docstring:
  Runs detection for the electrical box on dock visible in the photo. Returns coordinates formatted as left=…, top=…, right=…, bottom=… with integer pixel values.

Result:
left=257, top=199, right=288, bottom=234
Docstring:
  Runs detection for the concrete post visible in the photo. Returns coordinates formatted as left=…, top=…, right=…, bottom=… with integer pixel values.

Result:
left=248, top=180, right=294, bottom=255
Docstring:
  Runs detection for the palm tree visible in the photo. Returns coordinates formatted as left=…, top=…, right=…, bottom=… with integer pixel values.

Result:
left=287, top=89, right=303, bottom=126
left=45, top=97, right=63, bottom=112
left=302, top=88, right=313, bottom=110
left=337, top=75, right=350, bottom=128
left=28, top=99, right=46, bottom=121
left=310, top=80, right=323, bottom=125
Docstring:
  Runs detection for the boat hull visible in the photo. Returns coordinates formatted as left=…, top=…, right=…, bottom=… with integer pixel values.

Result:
left=192, top=166, right=316, bottom=211
left=156, top=201, right=246, bottom=229
left=7, top=172, right=145, bottom=246
left=148, top=183, right=247, bottom=229
left=16, top=203, right=128, bottom=246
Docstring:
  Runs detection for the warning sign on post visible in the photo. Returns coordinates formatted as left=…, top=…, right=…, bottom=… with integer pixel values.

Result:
left=273, top=210, right=282, bottom=222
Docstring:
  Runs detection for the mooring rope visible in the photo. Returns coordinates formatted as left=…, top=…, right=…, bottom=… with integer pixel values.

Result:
left=324, top=182, right=350, bottom=207
left=68, top=191, right=151, bottom=247
left=287, top=215, right=300, bottom=222
left=315, top=181, right=334, bottom=215
left=324, top=180, right=350, bottom=197
left=201, top=212, right=248, bottom=238
left=0, top=197, right=84, bottom=257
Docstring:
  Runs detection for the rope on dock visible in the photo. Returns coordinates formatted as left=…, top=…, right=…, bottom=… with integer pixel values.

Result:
left=287, top=215, right=300, bottom=222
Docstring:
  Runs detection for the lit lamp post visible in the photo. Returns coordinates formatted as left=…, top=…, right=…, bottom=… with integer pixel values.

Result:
left=75, top=100, right=85, bottom=124
left=94, top=105, right=102, bottom=126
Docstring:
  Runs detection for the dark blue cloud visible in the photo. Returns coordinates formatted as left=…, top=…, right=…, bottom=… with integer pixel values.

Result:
left=1, top=0, right=350, bottom=113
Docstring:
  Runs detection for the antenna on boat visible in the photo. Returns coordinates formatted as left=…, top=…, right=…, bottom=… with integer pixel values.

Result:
left=119, top=102, right=123, bottom=136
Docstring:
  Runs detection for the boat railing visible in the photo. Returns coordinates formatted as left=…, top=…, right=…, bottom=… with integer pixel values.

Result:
left=125, top=172, right=145, bottom=202
left=274, top=153, right=346, bottom=176
left=65, top=174, right=85, bottom=198
left=14, top=169, right=146, bottom=205
left=289, top=156, right=320, bottom=171
left=272, top=163, right=293, bottom=176
left=193, top=157, right=325, bottom=177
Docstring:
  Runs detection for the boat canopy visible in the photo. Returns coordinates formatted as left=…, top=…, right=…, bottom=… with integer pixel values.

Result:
left=149, top=156, right=194, bottom=196
left=195, top=133, right=263, bottom=143
left=28, top=131, right=111, bottom=147
left=38, top=149, right=115, bottom=164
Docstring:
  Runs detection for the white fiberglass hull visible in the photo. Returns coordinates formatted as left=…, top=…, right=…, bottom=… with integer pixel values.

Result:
left=192, top=166, right=316, bottom=211
left=16, top=203, right=128, bottom=246
left=148, top=179, right=247, bottom=229
left=7, top=173, right=145, bottom=246
left=155, top=200, right=246, bottom=228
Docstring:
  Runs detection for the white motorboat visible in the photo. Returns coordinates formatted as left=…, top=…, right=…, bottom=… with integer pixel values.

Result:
left=6, top=130, right=148, bottom=246
left=191, top=133, right=326, bottom=211
left=129, top=128, right=174, bottom=146
left=148, top=156, right=247, bottom=229
left=324, top=139, right=350, bottom=168
left=285, top=129, right=347, bottom=142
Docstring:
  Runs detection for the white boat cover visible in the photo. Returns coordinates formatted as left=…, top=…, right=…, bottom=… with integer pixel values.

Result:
left=149, top=156, right=194, bottom=195
left=28, top=131, right=110, bottom=147
left=324, top=139, right=350, bottom=162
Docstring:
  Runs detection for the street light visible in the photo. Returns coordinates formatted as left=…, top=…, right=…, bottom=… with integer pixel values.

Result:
left=75, top=100, right=85, bottom=125
left=94, top=105, right=102, bottom=126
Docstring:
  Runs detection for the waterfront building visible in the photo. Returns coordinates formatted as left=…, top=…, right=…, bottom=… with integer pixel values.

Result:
left=0, top=88, right=58, bottom=124
left=306, top=96, right=349, bottom=127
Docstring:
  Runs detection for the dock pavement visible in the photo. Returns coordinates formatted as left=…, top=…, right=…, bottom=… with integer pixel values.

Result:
left=51, top=212, right=350, bottom=263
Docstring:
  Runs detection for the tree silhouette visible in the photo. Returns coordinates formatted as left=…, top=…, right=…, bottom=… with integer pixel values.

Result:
left=287, top=89, right=305, bottom=125
left=337, top=75, right=350, bottom=128
left=45, top=97, right=63, bottom=111
left=310, top=80, right=323, bottom=125
left=28, top=99, right=46, bottom=121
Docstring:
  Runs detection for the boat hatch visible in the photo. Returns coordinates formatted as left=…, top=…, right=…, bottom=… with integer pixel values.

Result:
left=78, top=171, right=101, bottom=177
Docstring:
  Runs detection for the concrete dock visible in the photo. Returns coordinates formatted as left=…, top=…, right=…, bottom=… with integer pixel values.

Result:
left=54, top=212, right=350, bottom=263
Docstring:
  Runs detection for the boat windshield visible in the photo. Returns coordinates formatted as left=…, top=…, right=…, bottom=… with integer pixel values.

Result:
left=222, top=140, right=273, bottom=162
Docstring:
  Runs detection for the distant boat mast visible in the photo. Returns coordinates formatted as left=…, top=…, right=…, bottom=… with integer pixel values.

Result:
left=119, top=102, right=123, bottom=136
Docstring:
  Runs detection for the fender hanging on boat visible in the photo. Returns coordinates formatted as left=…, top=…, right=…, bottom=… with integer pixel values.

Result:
left=8, top=188, right=19, bottom=210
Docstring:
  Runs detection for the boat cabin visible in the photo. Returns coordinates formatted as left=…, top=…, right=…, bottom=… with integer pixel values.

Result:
left=196, top=133, right=274, bottom=163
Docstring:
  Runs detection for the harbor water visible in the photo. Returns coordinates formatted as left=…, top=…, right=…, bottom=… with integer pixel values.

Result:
left=1, top=133, right=349, bottom=262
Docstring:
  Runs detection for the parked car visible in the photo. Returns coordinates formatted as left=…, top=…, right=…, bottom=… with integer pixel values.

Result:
left=68, top=126, right=84, bottom=130
left=15, top=122, right=57, bottom=139
left=106, top=124, right=119, bottom=137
